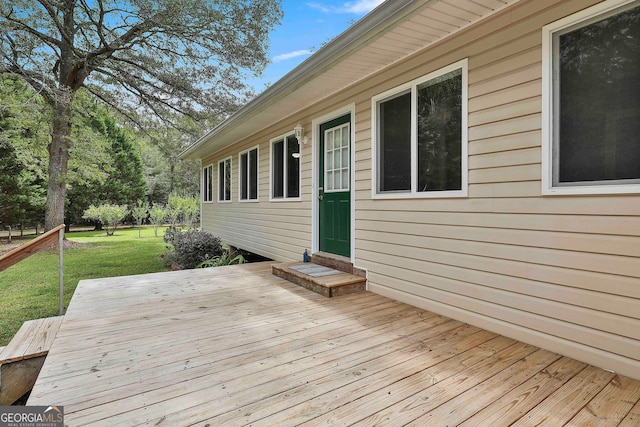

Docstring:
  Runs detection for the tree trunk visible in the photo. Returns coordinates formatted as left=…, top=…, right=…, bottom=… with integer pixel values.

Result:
left=44, top=98, right=73, bottom=231
left=168, top=161, right=176, bottom=196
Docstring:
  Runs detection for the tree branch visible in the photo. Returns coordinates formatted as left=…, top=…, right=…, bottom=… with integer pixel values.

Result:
left=35, top=0, right=72, bottom=47
left=4, top=12, right=61, bottom=49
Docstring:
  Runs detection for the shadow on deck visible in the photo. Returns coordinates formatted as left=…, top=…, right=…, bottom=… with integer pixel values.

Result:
left=28, top=262, right=640, bottom=426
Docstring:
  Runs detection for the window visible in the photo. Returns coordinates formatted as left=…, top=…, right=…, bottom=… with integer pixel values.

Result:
left=325, top=123, right=350, bottom=192
left=373, top=59, right=468, bottom=198
left=202, top=164, right=213, bottom=202
left=218, top=157, right=231, bottom=202
left=543, top=0, right=640, bottom=194
left=271, top=134, right=300, bottom=200
left=239, top=147, right=258, bottom=201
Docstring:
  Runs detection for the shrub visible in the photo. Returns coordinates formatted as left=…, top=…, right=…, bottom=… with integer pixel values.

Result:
left=197, top=252, right=245, bottom=268
left=82, top=203, right=128, bottom=236
left=163, top=229, right=224, bottom=269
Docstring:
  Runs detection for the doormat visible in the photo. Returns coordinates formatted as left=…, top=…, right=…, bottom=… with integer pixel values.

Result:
left=289, top=263, right=343, bottom=277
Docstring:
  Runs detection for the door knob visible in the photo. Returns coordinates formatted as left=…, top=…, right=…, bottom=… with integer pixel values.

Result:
left=318, top=194, right=323, bottom=201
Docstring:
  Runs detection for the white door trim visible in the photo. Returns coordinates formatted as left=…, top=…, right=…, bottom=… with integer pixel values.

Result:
left=311, top=102, right=356, bottom=262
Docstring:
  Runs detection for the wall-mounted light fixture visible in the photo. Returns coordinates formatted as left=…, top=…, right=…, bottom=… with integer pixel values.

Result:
left=294, top=123, right=308, bottom=145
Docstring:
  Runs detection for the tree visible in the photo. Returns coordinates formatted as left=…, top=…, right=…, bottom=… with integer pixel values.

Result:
left=131, top=200, right=149, bottom=238
left=0, top=141, right=25, bottom=241
left=166, top=193, right=199, bottom=229
left=0, top=77, right=48, bottom=233
left=64, top=92, right=117, bottom=227
left=99, top=116, right=147, bottom=206
left=149, top=203, right=167, bottom=237
left=1, top=0, right=283, bottom=231
left=82, top=203, right=128, bottom=236
left=139, top=118, right=203, bottom=205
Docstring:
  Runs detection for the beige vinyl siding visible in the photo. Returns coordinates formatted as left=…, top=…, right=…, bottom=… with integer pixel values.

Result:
left=197, top=0, right=639, bottom=379
left=354, top=0, right=640, bottom=379
left=200, top=126, right=313, bottom=262
left=199, top=93, right=363, bottom=262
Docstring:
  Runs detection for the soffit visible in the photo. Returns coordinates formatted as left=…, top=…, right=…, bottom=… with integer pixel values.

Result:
left=183, top=0, right=519, bottom=160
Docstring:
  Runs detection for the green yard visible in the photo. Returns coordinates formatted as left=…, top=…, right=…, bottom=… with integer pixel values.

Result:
left=0, top=227, right=171, bottom=346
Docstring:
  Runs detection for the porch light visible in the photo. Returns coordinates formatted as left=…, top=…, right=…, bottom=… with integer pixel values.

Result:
left=294, top=123, right=308, bottom=145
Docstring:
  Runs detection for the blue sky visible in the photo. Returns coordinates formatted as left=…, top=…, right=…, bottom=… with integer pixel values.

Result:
left=249, top=0, right=386, bottom=92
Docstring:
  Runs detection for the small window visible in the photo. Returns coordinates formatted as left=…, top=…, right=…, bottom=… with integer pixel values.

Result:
left=239, top=147, right=258, bottom=201
left=324, top=123, right=350, bottom=192
left=218, top=157, right=231, bottom=202
left=271, top=134, right=300, bottom=200
left=373, top=59, right=468, bottom=198
left=202, top=164, right=213, bottom=202
left=543, top=0, right=640, bottom=194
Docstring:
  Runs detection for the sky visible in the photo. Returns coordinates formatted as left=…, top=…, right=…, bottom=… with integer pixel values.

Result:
left=248, top=0, right=386, bottom=92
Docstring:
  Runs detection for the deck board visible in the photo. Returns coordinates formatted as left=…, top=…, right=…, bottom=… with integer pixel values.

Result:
left=28, top=262, right=640, bottom=426
left=0, top=316, right=64, bottom=364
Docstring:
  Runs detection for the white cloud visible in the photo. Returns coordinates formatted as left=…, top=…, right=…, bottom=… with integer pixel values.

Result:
left=273, top=49, right=313, bottom=62
left=308, top=0, right=385, bottom=15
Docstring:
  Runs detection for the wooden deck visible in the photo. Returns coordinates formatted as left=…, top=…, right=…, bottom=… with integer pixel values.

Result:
left=28, top=262, right=640, bottom=426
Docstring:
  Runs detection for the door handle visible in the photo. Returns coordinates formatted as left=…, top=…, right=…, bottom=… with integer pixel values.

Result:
left=318, top=194, right=324, bottom=201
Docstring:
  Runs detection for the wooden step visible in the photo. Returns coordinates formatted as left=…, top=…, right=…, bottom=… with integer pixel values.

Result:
left=0, top=316, right=63, bottom=364
left=0, top=316, right=64, bottom=405
left=310, top=252, right=367, bottom=278
left=272, top=262, right=366, bottom=297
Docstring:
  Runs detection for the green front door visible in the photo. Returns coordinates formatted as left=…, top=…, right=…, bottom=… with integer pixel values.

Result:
left=319, top=114, right=351, bottom=257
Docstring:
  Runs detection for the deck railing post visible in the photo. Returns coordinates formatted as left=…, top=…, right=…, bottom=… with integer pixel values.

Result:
left=59, top=226, right=64, bottom=315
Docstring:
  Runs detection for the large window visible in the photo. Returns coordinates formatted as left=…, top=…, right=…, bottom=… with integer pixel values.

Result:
left=373, top=59, right=468, bottom=198
left=202, top=164, right=213, bottom=202
left=543, top=0, right=640, bottom=194
left=218, top=157, right=231, bottom=202
left=271, top=134, right=300, bottom=200
left=239, top=147, right=258, bottom=201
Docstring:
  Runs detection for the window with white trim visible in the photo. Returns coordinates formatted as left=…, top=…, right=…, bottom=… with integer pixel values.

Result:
left=325, top=123, right=350, bottom=192
left=202, top=164, right=213, bottom=202
left=543, top=0, right=640, bottom=194
left=271, top=134, right=300, bottom=200
left=373, top=59, right=468, bottom=198
left=239, top=146, right=258, bottom=201
left=218, top=157, right=231, bottom=202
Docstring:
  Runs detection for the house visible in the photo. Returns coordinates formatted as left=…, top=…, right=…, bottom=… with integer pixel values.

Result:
left=182, top=0, right=640, bottom=381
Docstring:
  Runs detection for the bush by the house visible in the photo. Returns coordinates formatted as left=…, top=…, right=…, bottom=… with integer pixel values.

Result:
left=163, top=228, right=224, bottom=269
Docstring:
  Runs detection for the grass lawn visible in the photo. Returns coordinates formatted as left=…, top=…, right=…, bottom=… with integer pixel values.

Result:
left=0, top=226, right=171, bottom=346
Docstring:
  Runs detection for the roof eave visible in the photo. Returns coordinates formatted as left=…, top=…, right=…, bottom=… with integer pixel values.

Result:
left=180, top=0, right=420, bottom=160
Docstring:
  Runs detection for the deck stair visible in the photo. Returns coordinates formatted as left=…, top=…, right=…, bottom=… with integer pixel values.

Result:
left=272, top=252, right=366, bottom=297
left=0, top=316, right=64, bottom=405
